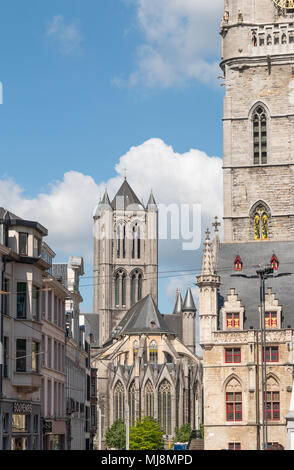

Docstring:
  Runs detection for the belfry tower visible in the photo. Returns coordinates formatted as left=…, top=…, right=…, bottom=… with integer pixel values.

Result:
left=221, top=0, right=294, bottom=243
left=93, top=179, right=158, bottom=346
left=197, top=0, right=294, bottom=450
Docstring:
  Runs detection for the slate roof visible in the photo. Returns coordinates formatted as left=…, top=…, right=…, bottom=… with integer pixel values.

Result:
left=113, top=294, right=175, bottom=336
left=111, top=179, right=144, bottom=211
left=0, top=207, right=21, bottom=221
left=83, top=314, right=99, bottom=348
left=217, top=241, right=294, bottom=330
left=0, top=207, right=48, bottom=235
left=162, top=314, right=182, bottom=341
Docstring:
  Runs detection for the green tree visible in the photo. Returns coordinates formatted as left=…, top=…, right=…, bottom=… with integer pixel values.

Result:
left=129, top=417, right=164, bottom=450
left=174, top=423, right=191, bottom=443
left=105, top=419, right=126, bottom=450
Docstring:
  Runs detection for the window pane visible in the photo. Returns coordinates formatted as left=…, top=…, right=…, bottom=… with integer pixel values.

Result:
left=17, top=283, right=27, bottom=319
left=19, top=233, right=28, bottom=255
left=16, top=339, right=26, bottom=372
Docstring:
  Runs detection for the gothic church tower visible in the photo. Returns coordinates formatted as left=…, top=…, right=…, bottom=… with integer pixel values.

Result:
left=222, top=0, right=294, bottom=243
left=93, top=179, right=158, bottom=346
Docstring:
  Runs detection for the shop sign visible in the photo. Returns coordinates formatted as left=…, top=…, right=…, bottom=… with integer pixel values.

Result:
left=13, top=402, right=32, bottom=415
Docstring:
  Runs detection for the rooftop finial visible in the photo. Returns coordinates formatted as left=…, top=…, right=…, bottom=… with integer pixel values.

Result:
left=123, top=166, right=128, bottom=180
left=212, top=216, right=221, bottom=233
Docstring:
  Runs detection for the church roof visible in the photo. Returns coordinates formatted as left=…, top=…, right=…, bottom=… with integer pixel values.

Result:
left=111, top=179, right=144, bottom=211
left=113, top=294, right=175, bottom=336
left=217, top=240, right=294, bottom=330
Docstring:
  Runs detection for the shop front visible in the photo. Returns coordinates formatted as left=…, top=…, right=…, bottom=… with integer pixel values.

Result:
left=0, top=400, right=41, bottom=450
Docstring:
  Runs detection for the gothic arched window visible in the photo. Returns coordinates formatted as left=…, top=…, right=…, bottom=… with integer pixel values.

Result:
left=116, top=223, right=126, bottom=259
left=254, top=205, right=269, bottom=240
left=144, top=381, right=154, bottom=417
left=132, top=225, right=136, bottom=259
left=253, top=105, right=268, bottom=165
left=115, top=270, right=127, bottom=307
left=131, top=274, right=136, bottom=306
left=149, top=341, right=158, bottom=363
left=158, top=380, right=172, bottom=435
left=225, top=378, right=242, bottom=422
left=131, top=223, right=142, bottom=260
left=265, top=377, right=280, bottom=421
left=122, top=273, right=126, bottom=307
left=130, top=270, right=143, bottom=306
left=115, top=273, right=120, bottom=307
left=114, top=381, right=125, bottom=421
left=138, top=274, right=142, bottom=301
left=129, top=381, right=136, bottom=427
left=133, top=340, right=139, bottom=360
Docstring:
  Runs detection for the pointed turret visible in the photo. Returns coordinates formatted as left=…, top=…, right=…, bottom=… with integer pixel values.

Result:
left=202, top=229, right=214, bottom=276
left=173, top=289, right=183, bottom=315
left=101, top=189, right=111, bottom=207
left=181, top=286, right=196, bottom=354
left=182, top=286, right=196, bottom=313
left=147, top=190, right=158, bottom=212
left=196, top=227, right=220, bottom=346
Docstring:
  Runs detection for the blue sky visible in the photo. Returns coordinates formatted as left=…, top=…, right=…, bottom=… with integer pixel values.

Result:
left=0, top=0, right=224, bottom=315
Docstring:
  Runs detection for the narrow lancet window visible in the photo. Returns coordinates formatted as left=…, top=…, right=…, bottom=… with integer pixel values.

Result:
left=253, top=106, right=267, bottom=165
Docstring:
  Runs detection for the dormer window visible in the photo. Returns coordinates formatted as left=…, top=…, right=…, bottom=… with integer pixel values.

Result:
left=226, top=313, right=240, bottom=330
left=271, top=254, right=279, bottom=270
left=19, top=233, right=28, bottom=256
left=234, top=256, right=243, bottom=271
left=265, top=312, right=278, bottom=329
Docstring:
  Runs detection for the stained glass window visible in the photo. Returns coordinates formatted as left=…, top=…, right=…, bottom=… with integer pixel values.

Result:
left=114, top=381, right=125, bottom=421
left=253, top=106, right=267, bottom=165
left=265, top=312, right=278, bottom=329
left=145, top=381, right=154, bottom=417
left=158, top=380, right=172, bottom=435
left=149, top=341, right=158, bottom=363
left=254, top=206, right=269, bottom=240
left=226, top=313, right=240, bottom=329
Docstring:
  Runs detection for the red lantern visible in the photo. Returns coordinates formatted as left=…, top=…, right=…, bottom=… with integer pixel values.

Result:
left=234, top=256, right=243, bottom=271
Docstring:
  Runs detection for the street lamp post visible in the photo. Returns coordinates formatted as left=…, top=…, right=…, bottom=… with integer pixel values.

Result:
left=256, top=265, right=273, bottom=451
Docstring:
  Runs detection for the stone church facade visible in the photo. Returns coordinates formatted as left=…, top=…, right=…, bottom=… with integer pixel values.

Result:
left=89, top=180, right=202, bottom=448
left=198, top=0, right=294, bottom=450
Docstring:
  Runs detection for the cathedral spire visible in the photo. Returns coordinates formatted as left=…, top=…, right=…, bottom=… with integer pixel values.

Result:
left=201, top=229, right=214, bottom=276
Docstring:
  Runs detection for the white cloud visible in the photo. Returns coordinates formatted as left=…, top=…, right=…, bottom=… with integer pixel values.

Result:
left=46, top=15, right=82, bottom=54
left=0, top=138, right=222, bottom=267
left=119, top=0, right=223, bottom=87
